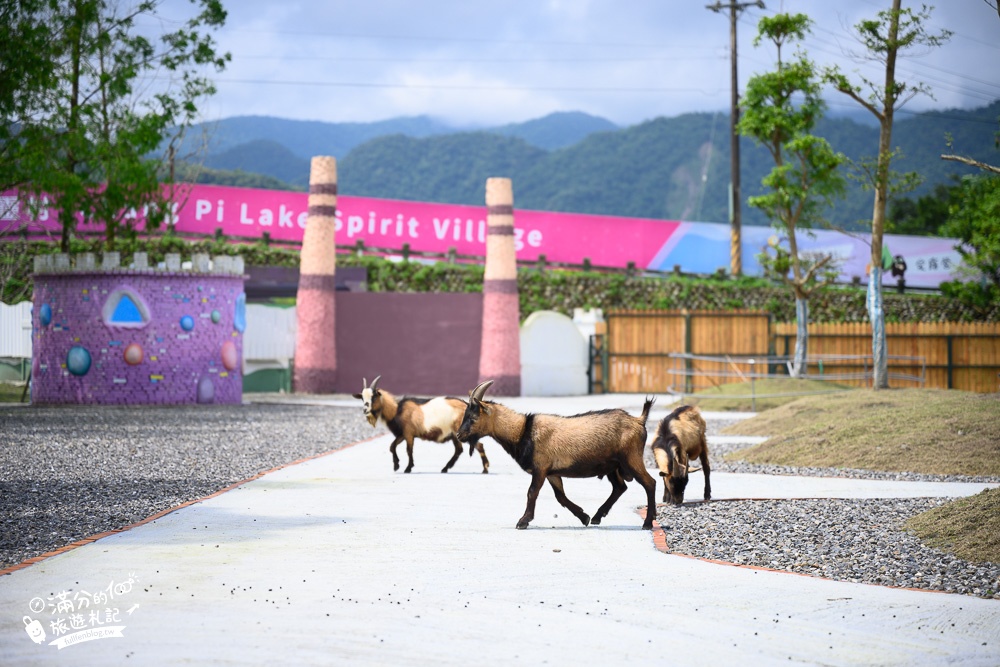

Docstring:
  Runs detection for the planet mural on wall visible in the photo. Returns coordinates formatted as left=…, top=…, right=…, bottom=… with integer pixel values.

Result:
left=66, top=346, right=92, bottom=376
left=123, top=343, right=144, bottom=365
left=221, top=340, right=239, bottom=371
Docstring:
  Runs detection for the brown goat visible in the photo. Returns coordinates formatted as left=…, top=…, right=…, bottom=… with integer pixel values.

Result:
left=651, top=405, right=711, bottom=505
left=353, top=376, right=490, bottom=474
left=456, top=380, right=657, bottom=530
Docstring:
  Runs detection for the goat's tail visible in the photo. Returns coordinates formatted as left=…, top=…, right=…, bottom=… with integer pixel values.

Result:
left=639, top=396, right=656, bottom=426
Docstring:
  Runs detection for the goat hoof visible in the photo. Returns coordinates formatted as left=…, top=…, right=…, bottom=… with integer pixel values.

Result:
left=481, top=469, right=489, bottom=474
left=581, top=514, right=591, bottom=527
left=590, top=516, right=601, bottom=526
left=515, top=521, right=529, bottom=530
left=642, top=521, right=654, bottom=530
left=404, top=468, right=413, bottom=474
left=440, top=468, right=449, bottom=473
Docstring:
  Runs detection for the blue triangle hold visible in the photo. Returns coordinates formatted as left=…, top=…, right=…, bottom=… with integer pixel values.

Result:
left=111, top=295, right=144, bottom=323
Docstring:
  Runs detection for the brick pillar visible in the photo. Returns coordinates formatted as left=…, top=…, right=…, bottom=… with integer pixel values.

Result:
left=478, top=177, right=521, bottom=396
left=294, top=156, right=338, bottom=393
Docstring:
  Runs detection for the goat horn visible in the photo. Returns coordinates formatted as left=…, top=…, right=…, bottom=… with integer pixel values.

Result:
left=470, top=380, right=494, bottom=402
left=370, top=375, right=381, bottom=392
left=362, top=377, right=368, bottom=389
left=688, top=466, right=702, bottom=473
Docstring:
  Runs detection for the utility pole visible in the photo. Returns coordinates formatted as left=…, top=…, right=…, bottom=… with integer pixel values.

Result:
left=707, top=0, right=764, bottom=277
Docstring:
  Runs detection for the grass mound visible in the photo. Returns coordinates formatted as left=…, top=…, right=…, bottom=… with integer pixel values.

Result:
left=683, top=377, right=853, bottom=412
left=906, top=488, right=1000, bottom=565
left=722, top=388, right=1000, bottom=477
left=724, top=388, right=1000, bottom=565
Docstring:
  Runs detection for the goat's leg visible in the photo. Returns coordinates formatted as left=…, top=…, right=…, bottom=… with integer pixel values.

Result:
left=700, top=447, right=712, bottom=501
left=404, top=437, right=416, bottom=473
left=623, top=453, right=658, bottom=530
left=591, top=469, right=627, bottom=526
left=517, top=469, right=547, bottom=529
left=441, top=436, right=463, bottom=473
left=388, top=436, right=404, bottom=471
left=546, top=475, right=590, bottom=526
left=471, top=439, right=490, bottom=473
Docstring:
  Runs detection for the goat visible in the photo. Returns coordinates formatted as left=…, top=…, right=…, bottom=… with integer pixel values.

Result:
left=353, top=376, right=490, bottom=474
left=651, top=405, right=711, bottom=505
left=456, top=380, right=657, bottom=530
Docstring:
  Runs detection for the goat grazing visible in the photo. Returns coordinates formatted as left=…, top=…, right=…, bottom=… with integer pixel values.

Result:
left=353, top=376, right=490, bottom=474
left=651, top=404, right=711, bottom=505
left=456, top=380, right=657, bottom=530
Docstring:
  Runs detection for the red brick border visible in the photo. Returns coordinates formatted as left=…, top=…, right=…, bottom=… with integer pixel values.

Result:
left=0, top=433, right=384, bottom=577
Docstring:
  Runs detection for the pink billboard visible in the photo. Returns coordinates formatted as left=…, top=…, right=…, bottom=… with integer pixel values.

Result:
left=0, top=183, right=964, bottom=288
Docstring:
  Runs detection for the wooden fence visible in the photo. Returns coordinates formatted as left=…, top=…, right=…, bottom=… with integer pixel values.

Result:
left=594, top=310, right=772, bottom=394
left=774, top=321, right=1000, bottom=393
left=592, top=310, right=1000, bottom=394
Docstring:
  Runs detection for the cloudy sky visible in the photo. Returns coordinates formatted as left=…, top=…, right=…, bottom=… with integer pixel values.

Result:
left=151, top=0, right=1000, bottom=128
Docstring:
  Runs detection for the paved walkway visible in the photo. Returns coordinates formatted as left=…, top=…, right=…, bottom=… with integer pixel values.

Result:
left=1, top=395, right=998, bottom=666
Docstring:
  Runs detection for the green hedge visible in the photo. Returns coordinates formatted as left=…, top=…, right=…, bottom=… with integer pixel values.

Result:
left=4, top=238, right=997, bottom=323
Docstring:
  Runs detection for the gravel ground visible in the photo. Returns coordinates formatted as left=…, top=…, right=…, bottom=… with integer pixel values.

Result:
left=651, top=416, right=1000, bottom=600
left=656, top=497, right=1000, bottom=598
left=0, top=403, right=374, bottom=571
left=2, top=403, right=998, bottom=600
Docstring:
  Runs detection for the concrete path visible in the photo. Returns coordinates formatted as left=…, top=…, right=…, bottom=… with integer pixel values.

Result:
left=1, top=395, right=998, bottom=666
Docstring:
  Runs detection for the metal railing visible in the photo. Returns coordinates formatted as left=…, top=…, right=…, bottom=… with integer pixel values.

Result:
left=665, top=352, right=927, bottom=410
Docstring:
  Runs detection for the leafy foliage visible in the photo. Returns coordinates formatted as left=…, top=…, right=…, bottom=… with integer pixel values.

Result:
left=939, top=175, right=1000, bottom=309
left=7, top=239, right=997, bottom=323
left=739, top=14, right=846, bottom=299
left=888, top=182, right=958, bottom=236
left=737, top=13, right=848, bottom=376
left=1, top=0, right=229, bottom=251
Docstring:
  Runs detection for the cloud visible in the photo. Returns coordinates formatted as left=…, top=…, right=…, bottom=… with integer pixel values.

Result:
left=174, top=0, right=1000, bottom=126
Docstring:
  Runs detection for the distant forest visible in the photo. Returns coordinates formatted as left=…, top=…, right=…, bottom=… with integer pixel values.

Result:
left=175, top=102, right=1000, bottom=232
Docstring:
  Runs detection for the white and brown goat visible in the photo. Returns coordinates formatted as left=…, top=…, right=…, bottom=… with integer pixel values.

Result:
left=651, top=404, right=711, bottom=505
left=353, top=376, right=490, bottom=474
left=456, top=380, right=657, bottom=530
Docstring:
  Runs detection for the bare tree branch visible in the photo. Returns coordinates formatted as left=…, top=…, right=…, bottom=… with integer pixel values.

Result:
left=941, top=154, right=1000, bottom=175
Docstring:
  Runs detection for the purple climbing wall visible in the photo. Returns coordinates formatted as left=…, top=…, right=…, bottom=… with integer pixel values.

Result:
left=30, top=252, right=247, bottom=405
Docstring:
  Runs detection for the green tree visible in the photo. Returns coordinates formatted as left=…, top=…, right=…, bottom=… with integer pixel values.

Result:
left=824, top=0, right=951, bottom=389
left=0, top=1, right=58, bottom=192
left=887, top=182, right=957, bottom=236
left=939, top=175, right=1000, bottom=310
left=737, top=13, right=846, bottom=377
left=2, top=0, right=229, bottom=252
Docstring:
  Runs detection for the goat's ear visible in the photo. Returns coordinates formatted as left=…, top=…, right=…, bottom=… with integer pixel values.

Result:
left=352, top=393, right=362, bottom=400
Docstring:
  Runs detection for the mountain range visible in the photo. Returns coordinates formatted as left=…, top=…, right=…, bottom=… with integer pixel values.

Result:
left=175, top=103, right=1000, bottom=231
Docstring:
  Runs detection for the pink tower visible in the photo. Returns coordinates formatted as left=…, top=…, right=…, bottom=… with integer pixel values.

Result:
left=478, top=177, right=521, bottom=396
left=294, top=156, right=338, bottom=393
